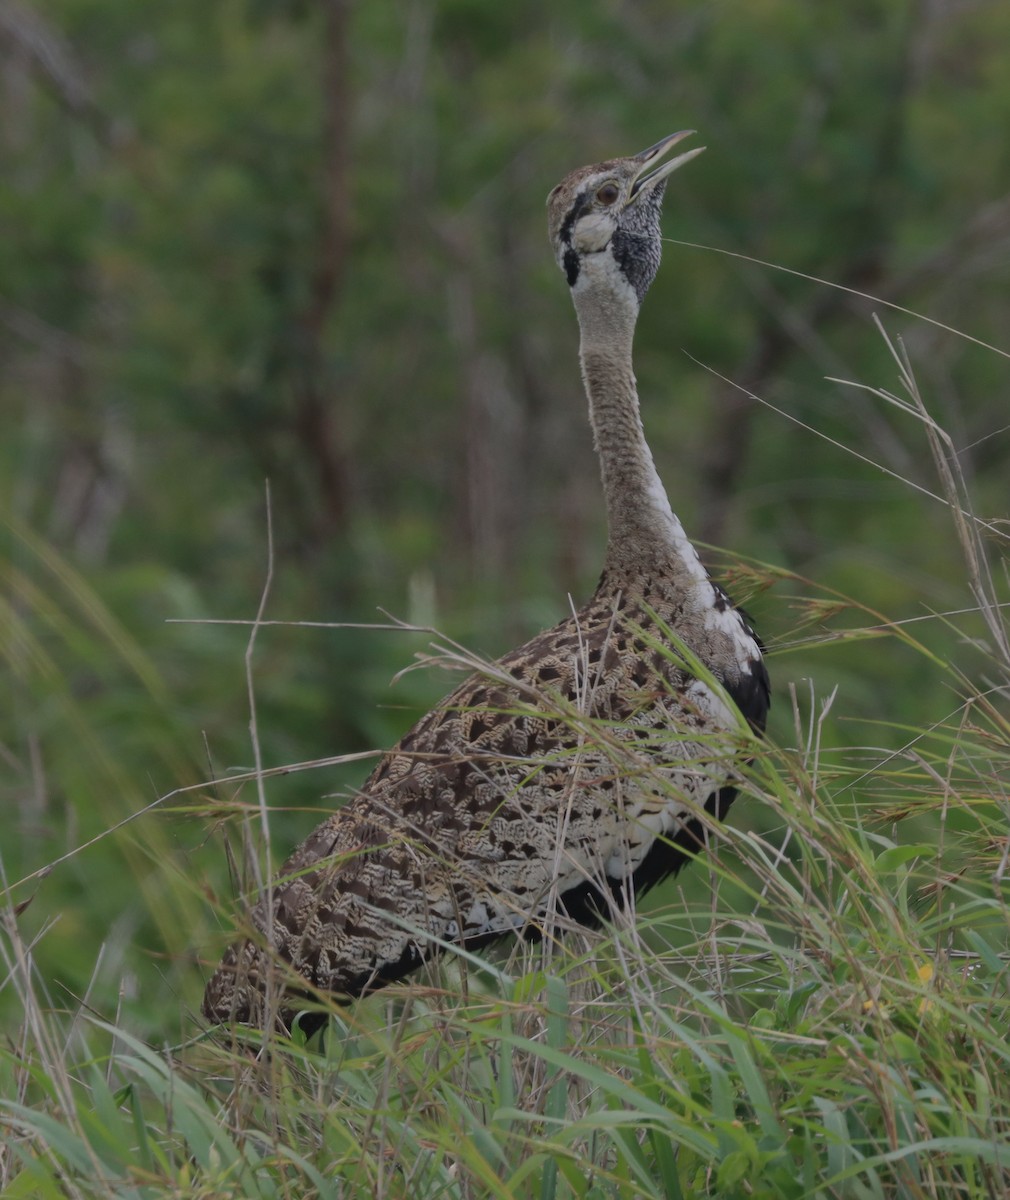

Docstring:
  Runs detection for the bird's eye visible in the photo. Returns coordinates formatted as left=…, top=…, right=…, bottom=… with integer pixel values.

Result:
left=596, top=182, right=620, bottom=206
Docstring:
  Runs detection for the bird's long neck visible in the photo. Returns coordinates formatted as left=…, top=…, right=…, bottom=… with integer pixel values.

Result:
left=574, top=286, right=709, bottom=589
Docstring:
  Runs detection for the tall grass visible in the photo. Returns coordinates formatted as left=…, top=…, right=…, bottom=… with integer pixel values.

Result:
left=3, top=332, right=1010, bottom=1198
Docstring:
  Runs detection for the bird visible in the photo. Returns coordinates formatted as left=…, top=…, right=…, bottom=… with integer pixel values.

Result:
left=202, top=132, right=770, bottom=1034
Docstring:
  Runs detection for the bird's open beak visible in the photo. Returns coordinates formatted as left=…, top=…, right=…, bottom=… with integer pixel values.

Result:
left=629, top=131, right=705, bottom=201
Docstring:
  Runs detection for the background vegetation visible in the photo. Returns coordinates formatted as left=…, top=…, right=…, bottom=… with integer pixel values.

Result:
left=3, top=0, right=1010, bottom=1194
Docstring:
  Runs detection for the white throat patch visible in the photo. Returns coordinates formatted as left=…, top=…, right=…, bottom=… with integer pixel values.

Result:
left=571, top=210, right=616, bottom=254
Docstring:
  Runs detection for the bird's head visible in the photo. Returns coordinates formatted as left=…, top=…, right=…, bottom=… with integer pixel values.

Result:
left=547, top=131, right=704, bottom=307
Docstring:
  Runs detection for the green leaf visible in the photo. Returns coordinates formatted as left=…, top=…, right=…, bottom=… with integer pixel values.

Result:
left=874, top=845, right=934, bottom=872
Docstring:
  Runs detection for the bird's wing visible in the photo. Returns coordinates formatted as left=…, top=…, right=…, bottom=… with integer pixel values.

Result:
left=202, top=596, right=751, bottom=1025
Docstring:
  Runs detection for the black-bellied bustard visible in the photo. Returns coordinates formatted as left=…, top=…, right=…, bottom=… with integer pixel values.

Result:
left=203, top=133, right=770, bottom=1033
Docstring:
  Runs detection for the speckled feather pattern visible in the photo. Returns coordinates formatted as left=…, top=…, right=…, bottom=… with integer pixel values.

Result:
left=203, top=569, right=766, bottom=1027
left=203, top=135, right=770, bottom=1029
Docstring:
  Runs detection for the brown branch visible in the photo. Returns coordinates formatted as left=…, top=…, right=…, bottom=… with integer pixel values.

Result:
left=292, top=0, right=353, bottom=545
left=0, top=0, right=92, bottom=114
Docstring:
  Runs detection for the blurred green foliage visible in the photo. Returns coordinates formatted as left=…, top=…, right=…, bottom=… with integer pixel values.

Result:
left=2, top=0, right=1009, bottom=1031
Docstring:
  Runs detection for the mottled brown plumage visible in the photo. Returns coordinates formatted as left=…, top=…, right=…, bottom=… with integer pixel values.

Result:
left=203, top=133, right=769, bottom=1032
